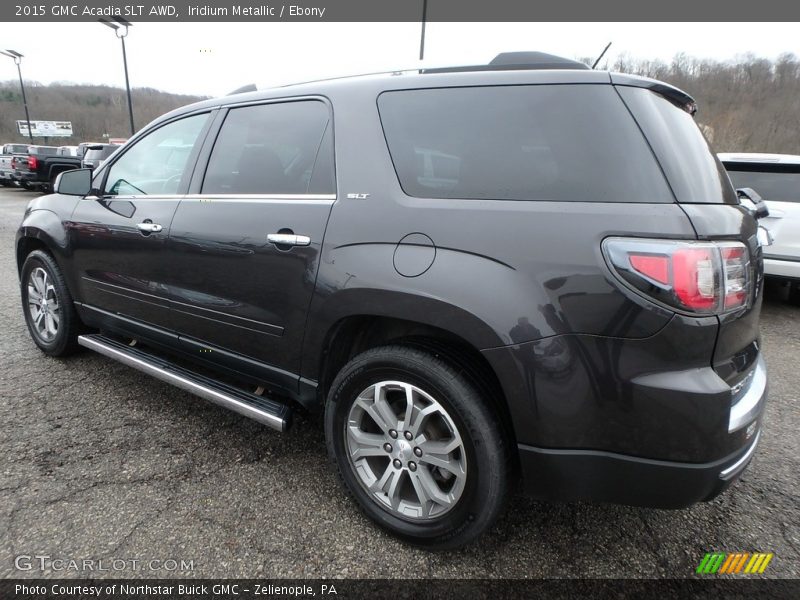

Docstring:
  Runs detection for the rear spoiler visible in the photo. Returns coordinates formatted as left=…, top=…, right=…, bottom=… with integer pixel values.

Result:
left=610, top=73, right=697, bottom=116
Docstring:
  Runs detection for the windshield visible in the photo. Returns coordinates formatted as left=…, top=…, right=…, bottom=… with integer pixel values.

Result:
left=725, top=167, right=800, bottom=203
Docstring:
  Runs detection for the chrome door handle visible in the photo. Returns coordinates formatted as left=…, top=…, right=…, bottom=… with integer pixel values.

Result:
left=137, top=222, right=163, bottom=233
left=268, top=233, right=311, bottom=246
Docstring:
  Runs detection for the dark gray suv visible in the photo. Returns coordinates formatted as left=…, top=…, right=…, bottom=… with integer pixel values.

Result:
left=16, top=52, right=767, bottom=549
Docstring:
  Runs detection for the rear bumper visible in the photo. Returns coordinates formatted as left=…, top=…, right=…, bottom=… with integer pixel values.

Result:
left=764, top=257, right=800, bottom=281
left=519, top=429, right=762, bottom=508
left=13, top=171, right=36, bottom=182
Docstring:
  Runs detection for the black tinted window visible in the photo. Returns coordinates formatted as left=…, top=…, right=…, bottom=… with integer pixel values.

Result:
left=377, top=85, right=673, bottom=203
left=726, top=168, right=800, bottom=203
left=31, top=147, right=58, bottom=156
left=202, top=100, right=333, bottom=195
left=618, top=86, right=737, bottom=204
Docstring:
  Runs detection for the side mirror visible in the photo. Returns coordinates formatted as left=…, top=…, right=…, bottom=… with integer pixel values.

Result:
left=54, top=168, right=93, bottom=196
left=736, top=187, right=769, bottom=220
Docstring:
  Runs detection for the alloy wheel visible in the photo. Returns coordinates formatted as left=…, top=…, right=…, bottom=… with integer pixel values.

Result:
left=27, top=266, right=60, bottom=342
left=345, top=380, right=467, bottom=520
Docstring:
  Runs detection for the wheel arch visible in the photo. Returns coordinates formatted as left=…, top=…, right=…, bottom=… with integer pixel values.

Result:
left=311, top=313, right=519, bottom=457
left=16, top=208, right=77, bottom=297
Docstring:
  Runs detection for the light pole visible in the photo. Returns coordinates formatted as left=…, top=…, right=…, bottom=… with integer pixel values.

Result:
left=100, top=17, right=135, bottom=136
left=0, top=50, right=34, bottom=142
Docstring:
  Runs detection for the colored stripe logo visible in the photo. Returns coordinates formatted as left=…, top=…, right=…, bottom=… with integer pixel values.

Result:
left=696, top=552, right=773, bottom=574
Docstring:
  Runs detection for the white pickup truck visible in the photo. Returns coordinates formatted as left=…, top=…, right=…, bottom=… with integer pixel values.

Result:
left=719, top=152, right=800, bottom=303
left=0, top=143, right=29, bottom=186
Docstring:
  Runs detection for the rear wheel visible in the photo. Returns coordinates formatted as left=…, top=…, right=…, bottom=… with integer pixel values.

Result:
left=325, top=345, right=510, bottom=549
left=20, top=250, right=82, bottom=356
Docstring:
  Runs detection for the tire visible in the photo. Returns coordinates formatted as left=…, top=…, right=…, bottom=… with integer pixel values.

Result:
left=20, top=250, right=82, bottom=356
left=325, top=345, right=510, bottom=549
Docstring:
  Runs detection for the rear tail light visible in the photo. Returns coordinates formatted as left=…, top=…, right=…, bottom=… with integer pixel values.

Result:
left=28, top=156, right=38, bottom=170
left=603, top=238, right=751, bottom=315
left=10, top=157, right=16, bottom=169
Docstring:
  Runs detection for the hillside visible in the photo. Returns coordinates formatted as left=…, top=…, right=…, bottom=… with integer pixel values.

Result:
left=0, top=82, right=207, bottom=144
left=609, top=53, right=800, bottom=155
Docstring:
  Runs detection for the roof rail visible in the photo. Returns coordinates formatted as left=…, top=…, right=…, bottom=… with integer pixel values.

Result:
left=422, top=52, right=590, bottom=74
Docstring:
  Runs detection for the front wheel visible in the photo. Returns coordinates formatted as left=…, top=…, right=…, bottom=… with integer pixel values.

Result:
left=20, top=250, right=82, bottom=356
left=325, top=345, right=510, bottom=549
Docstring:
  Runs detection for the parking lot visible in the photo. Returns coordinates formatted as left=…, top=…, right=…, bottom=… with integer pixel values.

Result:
left=0, top=184, right=797, bottom=579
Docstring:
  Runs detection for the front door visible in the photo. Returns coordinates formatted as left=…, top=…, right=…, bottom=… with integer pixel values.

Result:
left=165, top=99, right=336, bottom=387
left=70, top=112, right=211, bottom=331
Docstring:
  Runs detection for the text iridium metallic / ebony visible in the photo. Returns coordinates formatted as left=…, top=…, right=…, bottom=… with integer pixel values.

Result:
left=15, top=53, right=766, bottom=548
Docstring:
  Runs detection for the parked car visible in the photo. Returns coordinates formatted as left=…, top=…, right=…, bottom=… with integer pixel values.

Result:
left=57, top=145, right=80, bottom=157
left=16, top=52, right=767, bottom=549
left=81, top=143, right=121, bottom=170
left=10, top=145, right=82, bottom=192
left=719, top=153, right=800, bottom=302
left=77, top=142, right=102, bottom=158
left=0, top=143, right=29, bottom=186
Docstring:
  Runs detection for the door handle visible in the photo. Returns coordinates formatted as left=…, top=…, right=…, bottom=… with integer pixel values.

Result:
left=268, top=233, right=311, bottom=247
left=137, top=222, right=163, bottom=233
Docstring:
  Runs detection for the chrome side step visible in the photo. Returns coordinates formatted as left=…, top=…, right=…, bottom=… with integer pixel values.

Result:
left=78, top=334, right=291, bottom=432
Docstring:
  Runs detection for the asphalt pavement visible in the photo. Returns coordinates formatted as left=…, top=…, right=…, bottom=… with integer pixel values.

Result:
left=1, top=185, right=797, bottom=579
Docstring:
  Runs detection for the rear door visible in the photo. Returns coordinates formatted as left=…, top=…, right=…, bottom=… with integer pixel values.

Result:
left=69, top=112, right=212, bottom=333
left=165, top=99, right=336, bottom=392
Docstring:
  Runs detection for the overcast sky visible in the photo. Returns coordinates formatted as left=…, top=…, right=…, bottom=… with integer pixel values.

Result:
left=1, top=22, right=799, bottom=97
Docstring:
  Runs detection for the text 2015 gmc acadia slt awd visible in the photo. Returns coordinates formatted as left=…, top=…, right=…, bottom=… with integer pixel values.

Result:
left=16, top=53, right=767, bottom=549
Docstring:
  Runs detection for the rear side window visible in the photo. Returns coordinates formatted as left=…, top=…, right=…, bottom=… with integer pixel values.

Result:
left=377, top=85, right=674, bottom=203
left=725, top=167, right=800, bottom=203
left=202, top=100, right=333, bottom=195
left=31, top=147, right=58, bottom=156
left=617, top=86, right=737, bottom=204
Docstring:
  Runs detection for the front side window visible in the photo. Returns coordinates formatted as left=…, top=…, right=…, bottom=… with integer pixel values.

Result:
left=103, top=113, right=208, bottom=196
left=201, top=100, right=333, bottom=195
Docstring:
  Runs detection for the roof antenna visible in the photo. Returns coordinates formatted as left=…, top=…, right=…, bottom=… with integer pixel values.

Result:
left=591, top=42, right=612, bottom=69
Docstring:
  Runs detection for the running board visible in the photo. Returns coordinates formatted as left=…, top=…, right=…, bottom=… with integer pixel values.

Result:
left=78, top=334, right=291, bottom=432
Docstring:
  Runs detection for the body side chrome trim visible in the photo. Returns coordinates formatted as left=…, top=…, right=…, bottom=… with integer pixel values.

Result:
left=82, top=194, right=336, bottom=202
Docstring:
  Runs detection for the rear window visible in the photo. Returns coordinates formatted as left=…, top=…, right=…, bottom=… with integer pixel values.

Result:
left=31, top=147, right=57, bottom=156
left=377, top=85, right=674, bottom=203
left=724, top=167, right=800, bottom=203
left=85, top=147, right=117, bottom=161
left=617, top=86, right=737, bottom=204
